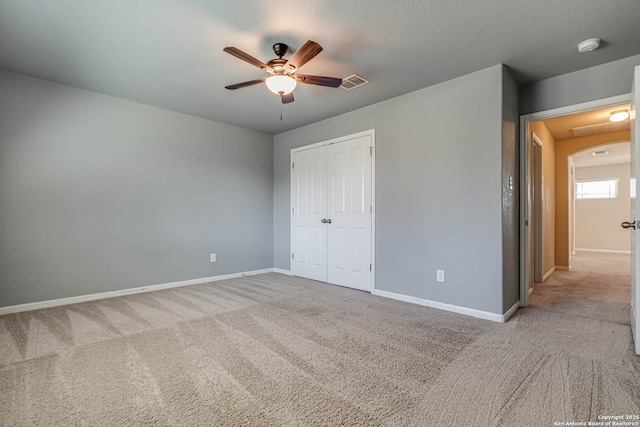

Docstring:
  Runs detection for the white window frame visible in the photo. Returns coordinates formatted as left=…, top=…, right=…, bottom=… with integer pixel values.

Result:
left=575, top=178, right=619, bottom=200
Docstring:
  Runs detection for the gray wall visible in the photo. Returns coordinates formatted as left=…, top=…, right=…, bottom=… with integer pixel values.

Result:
left=520, top=54, right=640, bottom=114
left=274, top=65, right=510, bottom=315
left=0, top=70, right=274, bottom=307
left=501, top=67, right=519, bottom=312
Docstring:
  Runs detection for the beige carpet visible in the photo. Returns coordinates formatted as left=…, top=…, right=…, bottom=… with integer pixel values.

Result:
left=530, top=251, right=632, bottom=325
left=570, top=251, right=631, bottom=275
left=1, top=273, right=639, bottom=426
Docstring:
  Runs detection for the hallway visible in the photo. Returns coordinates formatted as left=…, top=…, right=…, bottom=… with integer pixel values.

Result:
left=529, top=251, right=631, bottom=325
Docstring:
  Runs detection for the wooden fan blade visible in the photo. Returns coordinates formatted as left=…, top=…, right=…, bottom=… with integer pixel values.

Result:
left=223, top=47, right=270, bottom=71
left=296, top=74, right=342, bottom=88
left=284, top=40, right=323, bottom=74
left=281, top=93, right=295, bottom=104
left=225, top=78, right=266, bottom=90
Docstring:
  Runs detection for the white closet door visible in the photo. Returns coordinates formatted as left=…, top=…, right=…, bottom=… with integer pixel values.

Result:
left=291, top=146, right=328, bottom=282
left=631, top=65, right=639, bottom=355
left=327, top=135, right=372, bottom=291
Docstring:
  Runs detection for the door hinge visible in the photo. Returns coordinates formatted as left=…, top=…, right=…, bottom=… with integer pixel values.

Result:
left=292, top=253, right=295, bottom=260
left=292, top=207, right=294, bottom=215
left=369, top=146, right=373, bottom=156
left=370, top=264, right=372, bottom=271
left=292, top=163, right=295, bottom=170
left=526, top=220, right=528, bottom=226
left=370, top=205, right=372, bottom=214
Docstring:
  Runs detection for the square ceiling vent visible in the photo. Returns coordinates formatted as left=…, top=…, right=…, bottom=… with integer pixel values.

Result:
left=340, top=74, right=370, bottom=91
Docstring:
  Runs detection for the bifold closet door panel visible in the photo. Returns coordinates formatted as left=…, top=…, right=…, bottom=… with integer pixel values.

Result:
left=291, top=146, right=328, bottom=282
left=327, top=136, right=372, bottom=291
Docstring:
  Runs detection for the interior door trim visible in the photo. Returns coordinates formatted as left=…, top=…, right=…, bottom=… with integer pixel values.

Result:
left=519, top=94, right=631, bottom=307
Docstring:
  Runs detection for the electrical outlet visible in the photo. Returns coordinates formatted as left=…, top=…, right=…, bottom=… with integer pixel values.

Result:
left=436, top=269, right=445, bottom=283
left=210, top=253, right=216, bottom=263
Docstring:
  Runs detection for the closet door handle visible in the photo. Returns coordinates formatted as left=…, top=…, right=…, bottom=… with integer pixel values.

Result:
left=621, top=221, right=636, bottom=229
left=326, top=219, right=332, bottom=224
left=321, top=219, right=327, bottom=224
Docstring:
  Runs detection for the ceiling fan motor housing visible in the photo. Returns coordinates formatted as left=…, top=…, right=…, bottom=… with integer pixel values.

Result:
left=266, top=58, right=287, bottom=74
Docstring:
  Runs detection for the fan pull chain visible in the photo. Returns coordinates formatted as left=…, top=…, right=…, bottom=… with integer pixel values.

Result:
left=280, top=96, right=283, bottom=121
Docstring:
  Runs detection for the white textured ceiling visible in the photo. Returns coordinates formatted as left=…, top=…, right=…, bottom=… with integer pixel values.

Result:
left=571, top=142, right=630, bottom=168
left=1, top=0, right=640, bottom=134
left=542, top=103, right=631, bottom=140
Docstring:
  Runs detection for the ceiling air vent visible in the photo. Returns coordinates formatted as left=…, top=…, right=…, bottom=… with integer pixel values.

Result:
left=571, top=120, right=630, bottom=137
left=340, top=74, right=370, bottom=91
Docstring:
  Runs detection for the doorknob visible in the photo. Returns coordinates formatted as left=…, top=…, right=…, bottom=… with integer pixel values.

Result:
left=321, top=219, right=327, bottom=224
left=621, top=221, right=636, bottom=229
left=326, top=219, right=332, bottom=224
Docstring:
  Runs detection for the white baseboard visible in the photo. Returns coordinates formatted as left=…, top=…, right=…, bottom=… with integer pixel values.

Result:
left=529, top=286, right=534, bottom=296
left=372, top=289, right=515, bottom=323
left=502, top=301, right=520, bottom=322
left=542, top=266, right=556, bottom=282
left=575, top=248, right=631, bottom=254
left=0, top=268, right=276, bottom=316
left=272, top=268, right=294, bottom=276
left=373, top=289, right=428, bottom=307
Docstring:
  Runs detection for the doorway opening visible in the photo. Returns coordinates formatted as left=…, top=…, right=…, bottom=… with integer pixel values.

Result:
left=520, top=95, right=632, bottom=313
left=570, top=141, right=631, bottom=264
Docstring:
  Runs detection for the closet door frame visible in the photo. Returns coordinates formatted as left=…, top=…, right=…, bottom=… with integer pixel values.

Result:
left=290, top=129, right=376, bottom=293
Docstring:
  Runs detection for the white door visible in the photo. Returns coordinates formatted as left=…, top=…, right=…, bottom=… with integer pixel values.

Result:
left=291, top=146, right=328, bottom=282
left=631, top=65, right=640, bottom=355
left=327, top=136, right=373, bottom=291
left=291, top=131, right=374, bottom=291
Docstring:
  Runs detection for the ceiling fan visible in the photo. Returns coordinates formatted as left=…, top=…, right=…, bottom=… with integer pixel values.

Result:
left=223, top=40, right=343, bottom=104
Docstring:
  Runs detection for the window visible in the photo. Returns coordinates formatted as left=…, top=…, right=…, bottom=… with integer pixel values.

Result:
left=575, top=179, right=618, bottom=199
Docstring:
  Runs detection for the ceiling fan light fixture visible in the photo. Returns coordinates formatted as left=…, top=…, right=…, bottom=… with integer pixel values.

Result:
left=610, top=110, right=630, bottom=122
left=266, top=75, right=297, bottom=95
